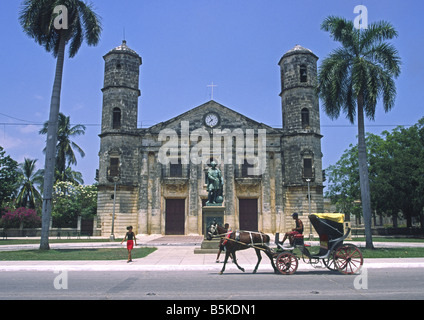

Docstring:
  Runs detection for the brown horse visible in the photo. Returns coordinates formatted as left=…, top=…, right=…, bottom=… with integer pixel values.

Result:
left=206, top=224, right=277, bottom=274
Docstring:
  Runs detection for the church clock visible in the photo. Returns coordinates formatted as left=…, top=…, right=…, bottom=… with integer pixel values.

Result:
left=204, top=112, right=220, bottom=128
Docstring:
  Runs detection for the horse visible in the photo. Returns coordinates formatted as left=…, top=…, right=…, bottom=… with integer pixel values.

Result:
left=206, top=223, right=277, bottom=275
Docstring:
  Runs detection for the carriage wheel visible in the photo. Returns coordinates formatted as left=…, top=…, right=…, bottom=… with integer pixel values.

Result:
left=323, top=250, right=337, bottom=271
left=276, top=252, right=298, bottom=275
left=334, top=244, right=363, bottom=275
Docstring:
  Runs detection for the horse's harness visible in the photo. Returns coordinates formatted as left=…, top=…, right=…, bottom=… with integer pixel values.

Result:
left=217, top=230, right=270, bottom=252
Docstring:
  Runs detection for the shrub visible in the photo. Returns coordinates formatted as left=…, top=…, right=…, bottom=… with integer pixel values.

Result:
left=0, top=207, right=41, bottom=228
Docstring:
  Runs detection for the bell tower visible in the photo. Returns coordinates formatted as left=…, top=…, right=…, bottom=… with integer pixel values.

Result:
left=97, top=41, right=142, bottom=236
left=279, top=44, right=320, bottom=133
left=279, top=45, right=324, bottom=215
left=101, top=40, right=142, bottom=133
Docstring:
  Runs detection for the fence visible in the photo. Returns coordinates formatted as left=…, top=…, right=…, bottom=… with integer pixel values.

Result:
left=0, top=216, right=101, bottom=238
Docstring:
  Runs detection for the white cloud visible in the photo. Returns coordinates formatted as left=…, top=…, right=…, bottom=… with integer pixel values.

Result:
left=72, top=102, right=85, bottom=111
left=0, top=133, right=23, bottom=150
left=19, top=124, right=40, bottom=134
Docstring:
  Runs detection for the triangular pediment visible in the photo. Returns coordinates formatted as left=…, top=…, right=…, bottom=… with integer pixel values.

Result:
left=146, top=100, right=280, bottom=134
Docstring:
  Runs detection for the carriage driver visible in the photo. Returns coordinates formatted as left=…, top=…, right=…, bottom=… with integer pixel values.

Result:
left=281, top=213, right=303, bottom=247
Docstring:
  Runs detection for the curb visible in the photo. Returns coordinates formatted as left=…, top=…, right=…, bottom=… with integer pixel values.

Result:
left=1, top=260, right=424, bottom=272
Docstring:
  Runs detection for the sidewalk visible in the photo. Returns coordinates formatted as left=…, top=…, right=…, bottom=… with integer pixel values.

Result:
left=1, top=235, right=424, bottom=272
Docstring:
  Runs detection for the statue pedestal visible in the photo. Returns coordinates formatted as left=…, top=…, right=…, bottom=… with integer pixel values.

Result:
left=194, top=205, right=225, bottom=254
left=202, top=205, right=225, bottom=234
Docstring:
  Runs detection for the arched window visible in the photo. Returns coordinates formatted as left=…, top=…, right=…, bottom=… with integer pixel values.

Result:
left=301, top=108, right=310, bottom=128
left=300, top=65, right=307, bottom=83
left=112, top=107, right=121, bottom=129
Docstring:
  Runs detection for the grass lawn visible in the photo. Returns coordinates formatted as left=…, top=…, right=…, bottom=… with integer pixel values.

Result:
left=352, top=237, right=424, bottom=243
left=361, top=247, right=424, bottom=259
left=0, top=247, right=157, bottom=261
left=285, top=245, right=424, bottom=259
left=0, top=238, right=118, bottom=245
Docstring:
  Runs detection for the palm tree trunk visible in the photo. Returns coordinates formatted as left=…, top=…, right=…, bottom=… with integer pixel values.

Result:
left=357, top=94, right=374, bottom=249
left=39, top=35, right=66, bottom=250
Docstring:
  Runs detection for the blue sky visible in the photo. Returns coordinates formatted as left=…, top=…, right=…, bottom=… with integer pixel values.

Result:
left=1, top=0, right=423, bottom=185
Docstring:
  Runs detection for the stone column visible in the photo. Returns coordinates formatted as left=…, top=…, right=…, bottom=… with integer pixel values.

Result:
left=224, top=163, right=235, bottom=227
left=188, top=163, right=199, bottom=234
left=149, top=152, right=162, bottom=234
left=137, top=151, right=148, bottom=234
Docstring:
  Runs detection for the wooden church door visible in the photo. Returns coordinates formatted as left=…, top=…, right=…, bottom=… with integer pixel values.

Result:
left=165, top=199, right=185, bottom=235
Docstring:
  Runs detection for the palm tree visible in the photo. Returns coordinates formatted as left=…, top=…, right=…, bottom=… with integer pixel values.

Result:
left=19, top=0, right=102, bottom=250
left=55, top=166, right=84, bottom=185
left=37, top=166, right=84, bottom=190
left=40, top=113, right=86, bottom=178
left=317, top=16, right=401, bottom=249
left=16, top=158, right=43, bottom=209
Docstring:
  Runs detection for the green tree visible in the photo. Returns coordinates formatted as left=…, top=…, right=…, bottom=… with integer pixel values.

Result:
left=16, top=158, right=43, bottom=209
left=326, top=133, right=386, bottom=223
left=40, top=112, right=86, bottom=179
left=317, top=16, right=401, bottom=248
left=327, top=120, right=424, bottom=231
left=0, top=146, right=20, bottom=208
left=375, top=123, right=424, bottom=228
left=19, top=0, right=102, bottom=249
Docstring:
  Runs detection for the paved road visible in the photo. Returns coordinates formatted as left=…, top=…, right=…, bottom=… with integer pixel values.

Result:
left=2, top=237, right=424, bottom=304
left=1, top=268, right=423, bottom=301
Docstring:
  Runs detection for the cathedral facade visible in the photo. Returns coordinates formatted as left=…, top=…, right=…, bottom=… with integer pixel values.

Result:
left=97, top=41, right=324, bottom=236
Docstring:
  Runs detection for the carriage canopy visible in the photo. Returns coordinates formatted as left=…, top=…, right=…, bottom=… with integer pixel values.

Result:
left=309, top=213, right=345, bottom=239
left=312, top=213, right=344, bottom=224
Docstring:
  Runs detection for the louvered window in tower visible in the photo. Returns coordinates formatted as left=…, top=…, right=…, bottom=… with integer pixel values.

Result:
left=303, top=158, right=313, bottom=178
left=301, top=108, right=310, bottom=128
left=109, top=157, right=120, bottom=177
left=300, top=65, right=307, bottom=83
left=112, top=107, right=121, bottom=129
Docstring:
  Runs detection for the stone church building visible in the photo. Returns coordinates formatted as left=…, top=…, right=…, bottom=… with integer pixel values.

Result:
left=97, top=41, right=324, bottom=236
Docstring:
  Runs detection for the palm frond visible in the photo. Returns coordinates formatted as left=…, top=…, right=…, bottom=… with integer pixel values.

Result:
left=19, top=0, right=102, bottom=58
left=360, top=20, right=399, bottom=51
left=321, top=16, right=358, bottom=55
left=68, top=10, right=83, bottom=58
left=77, top=1, right=102, bottom=46
left=318, top=47, right=354, bottom=121
left=364, top=42, right=401, bottom=77
left=319, top=15, right=401, bottom=123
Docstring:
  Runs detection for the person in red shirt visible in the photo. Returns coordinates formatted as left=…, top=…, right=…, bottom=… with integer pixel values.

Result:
left=121, top=226, right=137, bottom=262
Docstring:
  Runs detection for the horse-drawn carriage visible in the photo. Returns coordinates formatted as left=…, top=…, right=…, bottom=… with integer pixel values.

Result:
left=274, top=213, right=363, bottom=275
left=207, top=213, right=363, bottom=275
